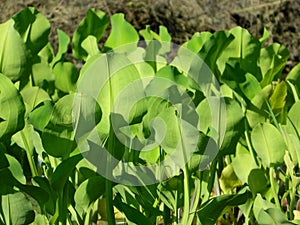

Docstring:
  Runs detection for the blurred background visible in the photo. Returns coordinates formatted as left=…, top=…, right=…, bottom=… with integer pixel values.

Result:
left=1, top=0, right=299, bottom=71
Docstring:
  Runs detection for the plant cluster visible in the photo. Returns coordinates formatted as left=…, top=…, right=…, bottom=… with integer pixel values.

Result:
left=0, top=7, right=300, bottom=225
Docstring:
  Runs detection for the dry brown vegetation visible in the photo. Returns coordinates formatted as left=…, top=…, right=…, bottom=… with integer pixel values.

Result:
left=1, top=0, right=299, bottom=70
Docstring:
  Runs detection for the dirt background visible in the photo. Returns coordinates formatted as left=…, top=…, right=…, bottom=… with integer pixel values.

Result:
left=1, top=0, right=299, bottom=71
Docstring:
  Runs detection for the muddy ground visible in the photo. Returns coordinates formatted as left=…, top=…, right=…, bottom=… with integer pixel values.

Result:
left=1, top=0, right=299, bottom=71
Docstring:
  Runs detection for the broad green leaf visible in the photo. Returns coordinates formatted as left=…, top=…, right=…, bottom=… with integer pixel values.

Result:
left=1, top=192, right=35, bottom=225
left=38, top=43, right=54, bottom=64
left=281, top=126, right=300, bottom=167
left=287, top=101, right=300, bottom=136
left=28, top=100, right=53, bottom=131
left=139, top=25, right=171, bottom=55
left=259, top=43, right=290, bottom=87
left=248, top=169, right=268, bottom=194
left=231, top=144, right=258, bottom=183
left=253, top=195, right=294, bottom=225
left=81, top=35, right=100, bottom=59
left=51, top=154, right=83, bottom=192
left=104, top=14, right=139, bottom=52
left=74, top=176, right=105, bottom=213
left=222, top=61, right=261, bottom=101
left=184, top=32, right=212, bottom=53
left=259, top=27, right=270, bottom=45
left=42, top=94, right=77, bottom=157
left=196, top=97, right=226, bottom=148
left=12, top=7, right=50, bottom=55
left=219, top=98, right=244, bottom=155
left=0, top=73, right=25, bottom=138
left=72, top=9, right=108, bottom=60
left=77, top=52, right=140, bottom=138
left=33, top=177, right=56, bottom=215
left=29, top=214, right=49, bottom=225
left=287, top=63, right=300, bottom=98
left=197, top=189, right=251, bottom=225
left=218, top=26, right=261, bottom=78
left=219, top=164, right=241, bottom=194
left=12, top=123, right=44, bottom=159
left=157, top=174, right=184, bottom=210
left=198, top=30, right=234, bottom=79
left=52, top=29, right=70, bottom=65
left=31, top=62, right=55, bottom=89
left=53, top=61, right=78, bottom=93
left=20, top=86, right=50, bottom=113
left=0, top=20, right=28, bottom=81
left=113, top=194, right=153, bottom=225
left=251, top=123, right=286, bottom=167
left=5, top=154, right=26, bottom=184
left=139, top=146, right=160, bottom=164
left=246, top=84, right=272, bottom=128
left=269, top=81, right=287, bottom=114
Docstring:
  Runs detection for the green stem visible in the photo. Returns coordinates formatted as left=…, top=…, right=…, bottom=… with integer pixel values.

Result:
left=289, top=188, right=296, bottom=219
left=207, top=159, right=217, bottom=194
left=187, top=178, right=201, bottom=225
left=244, top=122, right=259, bottom=167
left=105, top=126, right=116, bottom=225
left=175, top=190, right=178, bottom=223
left=181, top=165, right=190, bottom=225
left=163, top=204, right=171, bottom=225
left=21, top=131, right=38, bottom=177
left=269, top=167, right=281, bottom=208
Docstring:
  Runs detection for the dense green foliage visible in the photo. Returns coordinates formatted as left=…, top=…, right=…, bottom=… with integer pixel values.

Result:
left=0, top=7, right=300, bottom=225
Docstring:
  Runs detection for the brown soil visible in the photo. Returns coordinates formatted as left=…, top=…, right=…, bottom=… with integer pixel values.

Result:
left=1, top=0, right=299, bottom=71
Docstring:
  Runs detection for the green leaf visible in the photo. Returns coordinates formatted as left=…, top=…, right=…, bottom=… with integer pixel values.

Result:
left=259, top=27, right=270, bottom=45
left=52, top=29, right=70, bottom=65
left=219, top=98, right=244, bottom=155
left=104, top=14, right=139, bottom=52
left=33, top=176, right=56, bottom=215
left=197, top=189, right=251, bottom=225
left=0, top=20, right=28, bottom=81
left=231, top=144, right=258, bottom=184
left=1, top=192, right=35, bottom=225
left=287, top=101, right=300, bottom=137
left=0, top=73, right=25, bottom=139
left=251, top=123, right=286, bottom=167
left=259, top=43, right=290, bottom=87
left=77, top=52, right=140, bottom=137
left=253, top=195, right=295, bottom=225
left=222, top=61, right=262, bottom=101
left=51, top=154, right=83, bottom=192
left=74, top=175, right=105, bottom=213
left=12, top=7, right=50, bottom=55
left=81, top=35, right=100, bottom=59
left=269, top=81, right=287, bottom=114
left=41, top=94, right=77, bottom=157
left=157, top=174, right=184, bottom=211
left=53, top=61, right=78, bottom=93
left=5, top=154, right=26, bottom=185
left=28, top=100, right=53, bottom=131
left=219, top=164, right=241, bottom=194
left=113, top=194, right=153, bottom=225
left=72, top=9, right=108, bottom=60
left=31, top=61, right=55, bottom=89
left=184, top=32, right=212, bottom=53
left=287, top=63, right=300, bottom=97
left=246, top=84, right=272, bottom=128
left=248, top=169, right=268, bottom=195
left=20, top=86, right=50, bottom=113
left=218, top=26, right=261, bottom=78
left=198, top=30, right=234, bottom=79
